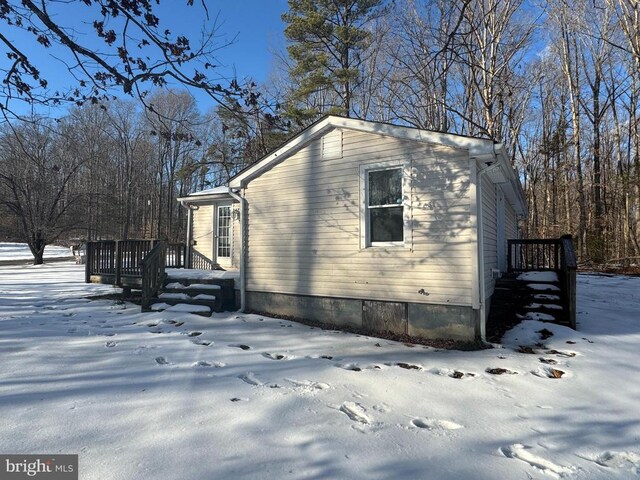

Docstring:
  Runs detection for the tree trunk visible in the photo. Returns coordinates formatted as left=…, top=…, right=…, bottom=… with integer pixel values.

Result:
left=28, top=234, right=46, bottom=265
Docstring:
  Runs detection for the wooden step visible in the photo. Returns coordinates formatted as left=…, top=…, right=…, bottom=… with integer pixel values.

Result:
left=150, top=302, right=212, bottom=317
left=164, top=276, right=236, bottom=310
left=488, top=271, right=569, bottom=342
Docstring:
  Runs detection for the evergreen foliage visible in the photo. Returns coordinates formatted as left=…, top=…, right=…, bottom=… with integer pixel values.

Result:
left=282, top=0, right=385, bottom=124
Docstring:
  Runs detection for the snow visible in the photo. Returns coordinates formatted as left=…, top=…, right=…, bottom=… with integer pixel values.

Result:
left=182, top=283, right=222, bottom=291
left=528, top=283, right=561, bottom=291
left=0, top=242, right=73, bottom=261
left=166, top=268, right=238, bottom=281
left=517, top=271, right=559, bottom=282
left=534, top=294, right=561, bottom=301
left=525, top=303, right=563, bottom=310
left=151, top=303, right=211, bottom=314
left=193, top=294, right=217, bottom=301
left=1, top=264, right=640, bottom=479
left=517, top=312, right=556, bottom=321
left=186, top=185, right=230, bottom=197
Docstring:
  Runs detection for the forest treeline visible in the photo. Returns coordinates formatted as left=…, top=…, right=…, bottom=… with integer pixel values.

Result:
left=1, top=0, right=639, bottom=266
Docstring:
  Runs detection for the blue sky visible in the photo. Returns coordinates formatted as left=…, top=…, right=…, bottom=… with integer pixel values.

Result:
left=195, top=1, right=289, bottom=83
left=3, top=1, right=289, bottom=116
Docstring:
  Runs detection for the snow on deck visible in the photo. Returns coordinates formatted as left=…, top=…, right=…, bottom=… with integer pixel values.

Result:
left=2, top=264, right=640, bottom=479
left=517, top=271, right=559, bottom=282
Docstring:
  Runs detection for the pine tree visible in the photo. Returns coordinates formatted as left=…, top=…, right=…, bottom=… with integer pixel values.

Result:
left=282, top=0, right=384, bottom=124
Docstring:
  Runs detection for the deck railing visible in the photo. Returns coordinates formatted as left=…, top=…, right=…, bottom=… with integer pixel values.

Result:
left=141, top=241, right=166, bottom=311
left=85, top=239, right=186, bottom=285
left=507, top=239, right=561, bottom=271
left=191, top=250, right=217, bottom=270
left=508, top=235, right=577, bottom=329
left=166, top=243, right=186, bottom=268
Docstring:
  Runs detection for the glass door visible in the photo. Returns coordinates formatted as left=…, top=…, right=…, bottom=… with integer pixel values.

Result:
left=216, top=205, right=232, bottom=267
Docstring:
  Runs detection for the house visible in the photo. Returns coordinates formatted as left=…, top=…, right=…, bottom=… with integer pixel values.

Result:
left=176, top=116, right=527, bottom=342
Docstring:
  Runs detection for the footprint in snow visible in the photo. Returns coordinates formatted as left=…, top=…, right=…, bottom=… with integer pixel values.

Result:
left=155, top=356, right=170, bottom=365
left=531, top=366, right=567, bottom=379
left=500, top=444, right=574, bottom=477
left=285, top=378, right=330, bottom=391
left=340, top=402, right=371, bottom=425
left=545, top=349, right=577, bottom=358
left=306, top=354, right=339, bottom=361
left=372, top=403, right=391, bottom=413
left=186, top=331, right=202, bottom=337
left=230, top=344, right=251, bottom=350
left=238, top=372, right=263, bottom=386
left=411, top=418, right=464, bottom=431
left=395, top=362, right=422, bottom=370
left=263, top=352, right=294, bottom=361
left=336, top=363, right=364, bottom=372
left=593, top=450, right=640, bottom=471
left=486, top=367, right=518, bottom=375
left=191, top=338, right=213, bottom=346
left=105, top=341, right=117, bottom=348
left=192, top=360, right=225, bottom=368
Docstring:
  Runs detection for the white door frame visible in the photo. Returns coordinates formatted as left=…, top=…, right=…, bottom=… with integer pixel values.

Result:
left=214, top=203, right=233, bottom=268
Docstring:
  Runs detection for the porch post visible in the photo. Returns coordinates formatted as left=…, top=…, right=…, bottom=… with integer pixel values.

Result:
left=186, top=205, right=193, bottom=269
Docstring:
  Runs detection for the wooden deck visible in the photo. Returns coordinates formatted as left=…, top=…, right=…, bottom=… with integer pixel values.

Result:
left=85, top=240, right=185, bottom=285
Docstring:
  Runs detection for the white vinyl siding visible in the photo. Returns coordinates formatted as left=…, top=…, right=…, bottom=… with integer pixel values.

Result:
left=482, top=177, right=498, bottom=299
left=192, top=205, right=214, bottom=261
left=232, top=204, right=241, bottom=269
left=505, top=201, right=518, bottom=240
left=243, top=128, right=474, bottom=306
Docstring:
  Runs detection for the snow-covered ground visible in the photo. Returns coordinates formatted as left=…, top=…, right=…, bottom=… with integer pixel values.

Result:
left=0, top=242, right=73, bottom=261
left=1, top=262, right=639, bottom=479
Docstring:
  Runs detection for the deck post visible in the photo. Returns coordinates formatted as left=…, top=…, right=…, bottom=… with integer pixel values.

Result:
left=84, top=242, right=92, bottom=283
left=115, top=240, right=122, bottom=287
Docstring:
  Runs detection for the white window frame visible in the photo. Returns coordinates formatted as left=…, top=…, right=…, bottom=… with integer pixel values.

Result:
left=359, top=160, right=409, bottom=249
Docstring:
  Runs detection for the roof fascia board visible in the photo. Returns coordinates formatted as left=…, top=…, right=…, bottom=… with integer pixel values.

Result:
left=330, top=117, right=496, bottom=156
left=177, top=193, right=234, bottom=204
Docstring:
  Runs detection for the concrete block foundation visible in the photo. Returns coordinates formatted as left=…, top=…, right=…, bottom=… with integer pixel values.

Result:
left=246, top=291, right=480, bottom=341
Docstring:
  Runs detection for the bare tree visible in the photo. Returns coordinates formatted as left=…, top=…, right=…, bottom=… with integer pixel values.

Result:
left=0, top=0, right=238, bottom=119
left=0, top=119, right=85, bottom=263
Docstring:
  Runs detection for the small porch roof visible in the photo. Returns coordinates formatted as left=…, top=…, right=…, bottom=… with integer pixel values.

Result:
left=177, top=185, right=234, bottom=205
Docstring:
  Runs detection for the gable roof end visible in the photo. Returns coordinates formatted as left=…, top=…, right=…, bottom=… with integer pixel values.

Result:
left=228, top=115, right=527, bottom=215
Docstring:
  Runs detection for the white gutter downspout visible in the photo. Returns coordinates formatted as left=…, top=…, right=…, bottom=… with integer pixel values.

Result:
left=228, top=187, right=246, bottom=312
left=476, top=158, right=501, bottom=342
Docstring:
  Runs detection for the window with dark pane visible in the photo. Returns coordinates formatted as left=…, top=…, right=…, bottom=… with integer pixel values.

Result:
left=367, top=168, right=403, bottom=243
